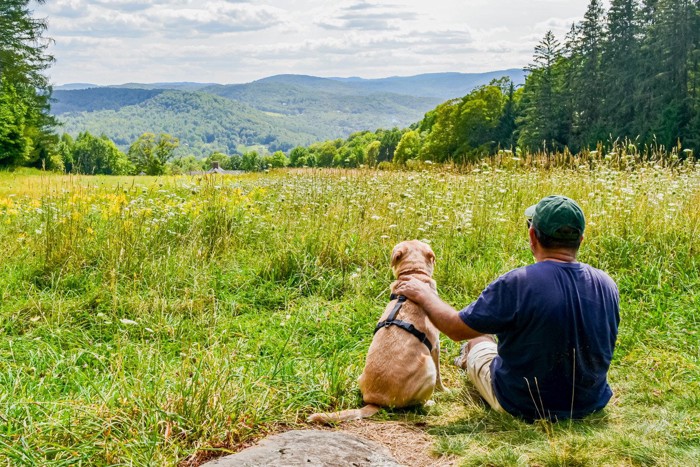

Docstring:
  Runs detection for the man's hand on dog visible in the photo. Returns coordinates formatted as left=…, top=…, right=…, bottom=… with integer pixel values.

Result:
left=396, top=276, right=480, bottom=341
left=394, top=277, right=435, bottom=305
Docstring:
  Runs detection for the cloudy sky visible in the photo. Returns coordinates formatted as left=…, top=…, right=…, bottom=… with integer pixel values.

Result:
left=35, top=0, right=596, bottom=86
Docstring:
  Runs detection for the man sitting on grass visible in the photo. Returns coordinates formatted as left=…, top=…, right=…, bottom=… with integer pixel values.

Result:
left=394, top=195, right=620, bottom=422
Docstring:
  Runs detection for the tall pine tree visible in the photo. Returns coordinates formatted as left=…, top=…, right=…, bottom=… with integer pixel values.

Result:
left=569, top=0, right=607, bottom=149
left=654, top=0, right=695, bottom=146
left=518, top=31, right=570, bottom=152
left=688, top=1, right=700, bottom=150
left=0, top=0, right=56, bottom=167
left=601, top=0, right=641, bottom=140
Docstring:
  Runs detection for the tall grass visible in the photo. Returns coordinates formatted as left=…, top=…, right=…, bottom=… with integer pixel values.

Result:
left=0, top=156, right=698, bottom=465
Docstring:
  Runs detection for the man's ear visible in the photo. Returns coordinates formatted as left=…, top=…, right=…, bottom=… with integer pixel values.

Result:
left=391, top=245, right=406, bottom=267
left=529, top=227, right=538, bottom=246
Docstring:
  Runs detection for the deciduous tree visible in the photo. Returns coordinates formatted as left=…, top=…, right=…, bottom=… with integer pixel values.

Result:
left=72, top=132, right=131, bottom=175
left=364, top=140, right=381, bottom=167
left=128, top=132, right=179, bottom=175
left=393, top=130, right=422, bottom=165
left=0, top=77, right=31, bottom=166
left=289, top=146, right=311, bottom=167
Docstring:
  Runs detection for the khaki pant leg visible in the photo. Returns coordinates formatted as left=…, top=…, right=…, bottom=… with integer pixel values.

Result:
left=466, top=341, right=504, bottom=412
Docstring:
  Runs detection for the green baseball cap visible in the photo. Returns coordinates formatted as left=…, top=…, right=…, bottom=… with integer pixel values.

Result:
left=525, top=195, right=585, bottom=240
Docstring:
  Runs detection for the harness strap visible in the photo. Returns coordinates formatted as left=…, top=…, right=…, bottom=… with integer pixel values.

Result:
left=386, top=294, right=406, bottom=321
left=374, top=294, right=433, bottom=352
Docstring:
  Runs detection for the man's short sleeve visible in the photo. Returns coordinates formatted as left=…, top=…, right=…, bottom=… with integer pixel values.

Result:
left=458, top=272, right=520, bottom=335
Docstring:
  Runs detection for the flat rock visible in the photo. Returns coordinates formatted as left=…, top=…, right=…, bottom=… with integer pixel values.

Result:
left=202, top=429, right=402, bottom=466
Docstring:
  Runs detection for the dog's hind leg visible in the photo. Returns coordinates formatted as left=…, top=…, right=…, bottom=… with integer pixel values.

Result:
left=432, top=339, right=447, bottom=391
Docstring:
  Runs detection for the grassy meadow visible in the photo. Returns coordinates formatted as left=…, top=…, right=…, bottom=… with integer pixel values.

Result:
left=0, top=156, right=699, bottom=466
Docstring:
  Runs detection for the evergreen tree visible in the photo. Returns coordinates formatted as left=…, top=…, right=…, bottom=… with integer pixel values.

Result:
left=689, top=1, right=700, bottom=150
left=647, top=0, right=698, bottom=147
left=601, top=0, right=641, bottom=139
left=633, top=0, right=661, bottom=140
left=570, top=0, right=607, bottom=149
left=0, top=0, right=56, bottom=167
left=518, top=31, right=569, bottom=151
left=495, top=80, right=519, bottom=149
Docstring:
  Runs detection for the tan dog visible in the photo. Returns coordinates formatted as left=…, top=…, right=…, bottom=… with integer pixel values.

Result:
left=308, top=240, right=445, bottom=423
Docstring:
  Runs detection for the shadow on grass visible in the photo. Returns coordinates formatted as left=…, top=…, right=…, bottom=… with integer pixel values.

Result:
left=431, top=406, right=611, bottom=436
left=424, top=383, right=615, bottom=465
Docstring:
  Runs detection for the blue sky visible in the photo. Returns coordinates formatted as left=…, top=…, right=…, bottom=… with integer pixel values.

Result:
left=35, top=0, right=596, bottom=85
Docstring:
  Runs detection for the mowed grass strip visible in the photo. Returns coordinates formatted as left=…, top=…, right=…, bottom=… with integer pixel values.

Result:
left=0, top=161, right=698, bottom=465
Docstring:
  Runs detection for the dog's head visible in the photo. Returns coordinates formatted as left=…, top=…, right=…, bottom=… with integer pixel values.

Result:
left=390, top=240, right=436, bottom=279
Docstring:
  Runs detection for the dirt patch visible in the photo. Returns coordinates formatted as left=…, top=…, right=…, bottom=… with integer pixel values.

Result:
left=325, top=420, right=456, bottom=467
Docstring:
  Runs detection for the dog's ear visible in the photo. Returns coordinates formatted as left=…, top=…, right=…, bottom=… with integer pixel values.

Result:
left=425, top=249, right=436, bottom=266
left=391, top=244, right=406, bottom=267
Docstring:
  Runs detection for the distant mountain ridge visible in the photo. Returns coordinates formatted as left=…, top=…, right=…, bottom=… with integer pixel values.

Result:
left=52, top=69, right=525, bottom=156
left=55, top=69, right=525, bottom=100
left=328, top=70, right=526, bottom=99
left=54, top=82, right=217, bottom=91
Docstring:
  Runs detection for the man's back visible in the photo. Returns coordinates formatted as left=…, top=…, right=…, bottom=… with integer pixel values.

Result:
left=459, top=261, right=620, bottom=421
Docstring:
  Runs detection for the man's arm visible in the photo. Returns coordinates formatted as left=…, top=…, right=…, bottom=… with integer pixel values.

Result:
left=393, top=277, right=482, bottom=342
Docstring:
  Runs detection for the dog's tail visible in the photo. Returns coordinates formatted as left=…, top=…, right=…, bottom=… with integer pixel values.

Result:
left=307, top=404, right=380, bottom=424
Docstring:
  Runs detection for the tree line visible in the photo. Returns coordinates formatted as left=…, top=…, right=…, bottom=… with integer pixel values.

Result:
left=288, top=0, right=700, bottom=166
left=56, top=131, right=184, bottom=176
left=1, top=1, right=698, bottom=174
left=518, top=0, right=700, bottom=155
left=51, top=130, right=295, bottom=175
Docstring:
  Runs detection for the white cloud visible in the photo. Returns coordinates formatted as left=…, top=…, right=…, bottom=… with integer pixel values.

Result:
left=35, top=0, right=593, bottom=84
left=317, top=1, right=418, bottom=30
left=532, top=16, right=580, bottom=36
left=147, top=2, right=285, bottom=35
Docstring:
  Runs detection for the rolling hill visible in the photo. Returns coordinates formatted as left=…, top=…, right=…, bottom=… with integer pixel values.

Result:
left=52, top=69, right=525, bottom=157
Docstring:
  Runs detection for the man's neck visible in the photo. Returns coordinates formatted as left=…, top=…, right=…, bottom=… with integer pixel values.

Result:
left=534, top=249, right=577, bottom=263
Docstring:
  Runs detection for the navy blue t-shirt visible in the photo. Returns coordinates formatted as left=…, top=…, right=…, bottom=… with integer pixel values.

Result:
left=458, top=261, right=619, bottom=422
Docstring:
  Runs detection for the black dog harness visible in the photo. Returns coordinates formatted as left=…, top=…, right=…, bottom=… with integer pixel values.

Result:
left=374, top=294, right=433, bottom=352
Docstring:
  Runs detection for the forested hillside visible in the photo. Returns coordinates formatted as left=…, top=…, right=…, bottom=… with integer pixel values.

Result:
left=201, top=80, right=441, bottom=117
left=52, top=88, right=165, bottom=114
left=55, top=90, right=321, bottom=156
left=296, top=0, right=700, bottom=167
left=51, top=70, right=525, bottom=157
